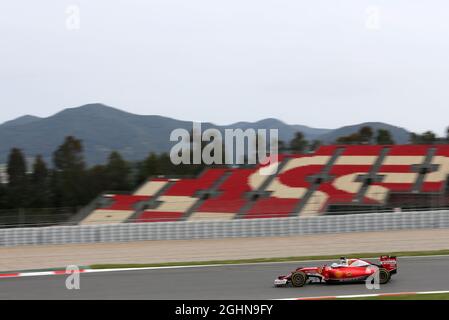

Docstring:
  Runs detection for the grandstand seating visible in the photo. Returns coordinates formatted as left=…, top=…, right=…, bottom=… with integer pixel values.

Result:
left=422, top=145, right=449, bottom=192
left=135, top=169, right=226, bottom=222
left=245, top=155, right=318, bottom=218
left=81, top=194, right=151, bottom=224
left=313, top=145, right=383, bottom=214
left=79, top=145, right=449, bottom=224
left=133, top=178, right=170, bottom=196
left=193, top=167, right=263, bottom=220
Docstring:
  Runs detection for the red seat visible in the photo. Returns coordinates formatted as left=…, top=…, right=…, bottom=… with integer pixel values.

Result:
left=196, top=168, right=259, bottom=213
left=136, top=211, right=184, bottom=223
left=245, top=198, right=298, bottom=218
left=101, top=195, right=151, bottom=211
left=164, top=169, right=226, bottom=196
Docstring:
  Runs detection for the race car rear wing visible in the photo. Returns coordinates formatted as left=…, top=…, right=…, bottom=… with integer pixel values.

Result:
left=380, top=255, right=397, bottom=271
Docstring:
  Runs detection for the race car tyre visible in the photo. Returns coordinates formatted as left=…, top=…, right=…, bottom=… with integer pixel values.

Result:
left=379, top=268, right=391, bottom=284
left=291, top=271, right=307, bottom=287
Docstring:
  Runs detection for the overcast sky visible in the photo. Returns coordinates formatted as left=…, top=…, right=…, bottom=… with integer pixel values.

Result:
left=1, top=1, right=449, bottom=134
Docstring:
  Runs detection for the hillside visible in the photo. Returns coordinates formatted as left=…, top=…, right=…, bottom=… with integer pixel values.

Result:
left=0, top=104, right=411, bottom=165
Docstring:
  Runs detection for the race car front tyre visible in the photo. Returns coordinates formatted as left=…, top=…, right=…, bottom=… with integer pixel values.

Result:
left=379, top=268, right=391, bottom=284
left=291, top=271, right=307, bottom=287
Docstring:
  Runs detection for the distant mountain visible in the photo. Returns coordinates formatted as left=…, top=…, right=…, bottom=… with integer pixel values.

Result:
left=217, top=118, right=332, bottom=143
left=0, top=104, right=197, bottom=165
left=318, top=122, right=410, bottom=144
left=0, top=115, right=41, bottom=128
left=0, top=104, right=411, bottom=165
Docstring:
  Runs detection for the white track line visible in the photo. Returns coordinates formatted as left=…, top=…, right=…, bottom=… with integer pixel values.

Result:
left=281, top=290, right=449, bottom=300
left=2, top=254, right=449, bottom=279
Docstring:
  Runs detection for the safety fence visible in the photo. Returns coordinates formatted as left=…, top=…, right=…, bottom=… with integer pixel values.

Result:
left=0, top=207, right=76, bottom=228
left=0, top=210, right=449, bottom=247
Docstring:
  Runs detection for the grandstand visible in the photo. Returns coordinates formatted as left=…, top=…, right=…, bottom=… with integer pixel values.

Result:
left=78, top=145, right=449, bottom=224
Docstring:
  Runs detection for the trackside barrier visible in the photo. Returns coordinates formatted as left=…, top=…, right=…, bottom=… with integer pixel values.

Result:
left=0, top=210, right=449, bottom=247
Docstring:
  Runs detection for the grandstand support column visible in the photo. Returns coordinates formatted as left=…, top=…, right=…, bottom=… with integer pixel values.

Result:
left=292, top=147, right=346, bottom=217
left=234, top=157, right=291, bottom=219
left=412, top=147, right=438, bottom=193
left=354, top=147, right=390, bottom=203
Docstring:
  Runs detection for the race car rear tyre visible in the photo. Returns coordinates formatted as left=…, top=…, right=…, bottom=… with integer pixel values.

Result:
left=291, top=271, right=307, bottom=287
left=379, top=268, right=391, bottom=284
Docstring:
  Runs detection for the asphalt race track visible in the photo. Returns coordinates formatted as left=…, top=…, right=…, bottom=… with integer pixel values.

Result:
left=0, top=256, right=448, bottom=299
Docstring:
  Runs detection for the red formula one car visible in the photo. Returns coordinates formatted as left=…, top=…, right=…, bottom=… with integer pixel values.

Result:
left=274, top=256, right=397, bottom=287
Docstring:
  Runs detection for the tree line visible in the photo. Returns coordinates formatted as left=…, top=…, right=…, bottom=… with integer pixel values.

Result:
left=282, top=126, right=396, bottom=153
left=0, top=136, right=206, bottom=210
left=284, top=126, right=449, bottom=153
left=0, top=126, right=448, bottom=210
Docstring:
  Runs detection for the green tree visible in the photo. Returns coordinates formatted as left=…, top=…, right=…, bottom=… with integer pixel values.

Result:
left=52, top=136, right=87, bottom=207
left=336, top=136, right=349, bottom=144
left=309, top=140, right=322, bottom=152
left=85, top=165, right=109, bottom=199
left=32, top=155, right=48, bottom=181
left=6, top=148, right=28, bottom=208
left=158, top=152, right=178, bottom=175
left=289, top=132, right=308, bottom=153
left=410, top=131, right=437, bottom=144
left=336, top=133, right=361, bottom=145
left=29, top=155, right=52, bottom=208
left=7, top=148, right=27, bottom=188
left=137, top=152, right=160, bottom=184
left=421, top=131, right=437, bottom=144
left=105, top=151, right=130, bottom=191
left=336, top=127, right=376, bottom=145
left=359, top=126, right=373, bottom=144
left=410, top=132, right=419, bottom=144
left=375, top=129, right=395, bottom=145
left=53, top=136, right=85, bottom=172
left=277, top=140, right=287, bottom=153
left=0, top=183, right=7, bottom=209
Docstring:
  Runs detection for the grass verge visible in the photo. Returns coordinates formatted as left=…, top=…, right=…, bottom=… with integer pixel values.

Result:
left=89, top=249, right=449, bottom=269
